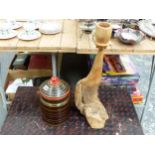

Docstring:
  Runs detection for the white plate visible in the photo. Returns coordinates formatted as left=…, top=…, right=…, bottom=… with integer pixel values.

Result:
left=6, top=22, right=22, bottom=30
left=39, top=22, right=62, bottom=35
left=0, top=30, right=18, bottom=39
left=23, top=21, right=40, bottom=30
left=18, top=30, right=41, bottom=41
left=151, top=19, right=155, bottom=25
left=112, top=24, right=122, bottom=30
left=11, top=22, right=22, bottom=30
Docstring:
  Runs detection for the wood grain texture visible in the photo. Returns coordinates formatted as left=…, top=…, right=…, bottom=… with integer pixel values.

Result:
left=77, top=22, right=91, bottom=53
left=75, top=48, right=109, bottom=129
left=0, top=20, right=155, bottom=54
left=17, top=35, right=41, bottom=51
left=77, top=36, right=155, bottom=55
left=8, top=69, right=52, bottom=79
left=38, top=20, right=63, bottom=52
left=60, top=20, right=77, bottom=52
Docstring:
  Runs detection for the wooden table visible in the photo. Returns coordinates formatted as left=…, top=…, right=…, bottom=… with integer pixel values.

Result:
left=1, top=19, right=155, bottom=54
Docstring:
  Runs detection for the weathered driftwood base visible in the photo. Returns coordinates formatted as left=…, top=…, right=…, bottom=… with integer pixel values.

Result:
left=75, top=49, right=109, bottom=129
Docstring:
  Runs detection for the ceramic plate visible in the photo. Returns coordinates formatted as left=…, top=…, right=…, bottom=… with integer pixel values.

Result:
left=39, top=22, right=62, bottom=35
left=116, top=28, right=145, bottom=45
left=18, top=30, right=41, bottom=41
left=112, top=24, right=122, bottom=30
left=6, top=21, right=22, bottom=30
left=80, top=22, right=96, bottom=32
left=151, top=19, right=155, bottom=25
left=0, top=30, right=18, bottom=39
left=23, top=21, right=40, bottom=30
left=138, top=20, right=155, bottom=38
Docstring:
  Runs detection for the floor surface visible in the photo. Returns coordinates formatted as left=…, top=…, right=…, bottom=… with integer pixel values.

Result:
left=0, top=53, right=155, bottom=134
left=0, top=87, right=143, bottom=135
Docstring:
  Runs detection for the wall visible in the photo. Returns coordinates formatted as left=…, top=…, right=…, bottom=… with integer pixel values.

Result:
left=0, top=52, right=15, bottom=130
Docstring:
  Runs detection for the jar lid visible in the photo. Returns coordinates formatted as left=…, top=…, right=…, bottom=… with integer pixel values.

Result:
left=39, top=77, right=70, bottom=101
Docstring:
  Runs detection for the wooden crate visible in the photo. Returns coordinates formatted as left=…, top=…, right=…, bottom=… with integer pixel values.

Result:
left=4, top=69, right=52, bottom=101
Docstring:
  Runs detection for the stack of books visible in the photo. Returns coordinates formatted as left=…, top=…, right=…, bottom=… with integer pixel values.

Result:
left=89, top=54, right=143, bottom=104
left=102, top=55, right=140, bottom=90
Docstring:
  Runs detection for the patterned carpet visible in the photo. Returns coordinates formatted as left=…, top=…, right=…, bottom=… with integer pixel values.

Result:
left=0, top=87, right=143, bottom=135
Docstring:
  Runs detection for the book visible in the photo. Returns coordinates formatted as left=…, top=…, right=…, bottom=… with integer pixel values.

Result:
left=102, top=55, right=139, bottom=76
left=12, top=54, right=30, bottom=69
left=28, top=54, right=52, bottom=69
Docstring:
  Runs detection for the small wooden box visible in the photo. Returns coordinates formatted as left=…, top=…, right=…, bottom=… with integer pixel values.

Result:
left=4, top=69, right=52, bottom=102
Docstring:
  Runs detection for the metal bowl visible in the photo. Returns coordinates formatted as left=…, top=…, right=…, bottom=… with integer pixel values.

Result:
left=79, top=20, right=96, bottom=33
left=116, top=28, right=145, bottom=45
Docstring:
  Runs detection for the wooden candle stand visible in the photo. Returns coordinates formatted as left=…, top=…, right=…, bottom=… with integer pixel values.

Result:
left=75, top=22, right=112, bottom=129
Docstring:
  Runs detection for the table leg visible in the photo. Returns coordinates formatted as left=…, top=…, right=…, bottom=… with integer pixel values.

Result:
left=140, top=55, right=155, bottom=123
left=57, top=53, right=63, bottom=77
left=52, top=53, right=57, bottom=77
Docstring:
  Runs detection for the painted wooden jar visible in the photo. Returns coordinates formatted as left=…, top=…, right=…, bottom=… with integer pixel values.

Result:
left=39, top=76, right=70, bottom=125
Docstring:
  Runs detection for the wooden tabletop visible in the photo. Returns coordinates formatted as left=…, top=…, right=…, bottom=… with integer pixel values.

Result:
left=1, top=19, right=155, bottom=55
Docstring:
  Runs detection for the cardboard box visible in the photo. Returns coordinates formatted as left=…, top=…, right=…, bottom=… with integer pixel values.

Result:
left=4, top=69, right=52, bottom=102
